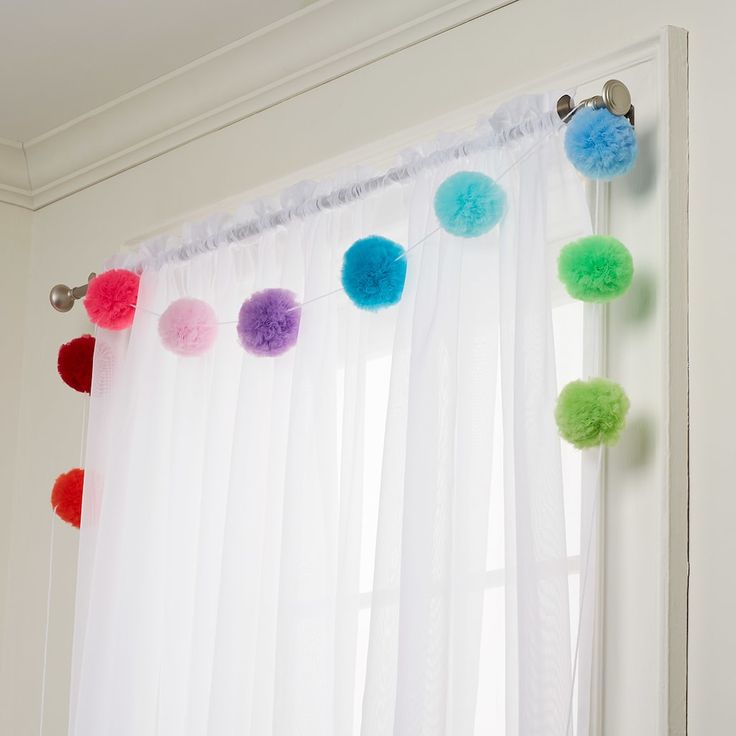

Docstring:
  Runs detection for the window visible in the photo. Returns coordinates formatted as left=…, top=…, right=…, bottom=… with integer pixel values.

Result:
left=330, top=196, right=594, bottom=732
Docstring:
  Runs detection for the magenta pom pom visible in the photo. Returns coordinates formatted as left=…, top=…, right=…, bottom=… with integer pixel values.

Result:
left=237, top=288, right=300, bottom=356
left=158, top=298, right=218, bottom=356
left=84, top=269, right=140, bottom=330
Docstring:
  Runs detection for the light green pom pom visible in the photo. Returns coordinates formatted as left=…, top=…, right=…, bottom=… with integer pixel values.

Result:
left=555, top=378, right=630, bottom=449
left=558, top=235, right=633, bottom=302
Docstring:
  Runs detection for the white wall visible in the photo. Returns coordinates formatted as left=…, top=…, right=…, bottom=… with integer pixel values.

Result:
left=1, top=0, right=733, bottom=733
left=0, top=201, right=31, bottom=732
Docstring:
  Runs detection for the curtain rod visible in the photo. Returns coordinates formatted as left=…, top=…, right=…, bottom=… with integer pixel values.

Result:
left=50, top=81, right=633, bottom=311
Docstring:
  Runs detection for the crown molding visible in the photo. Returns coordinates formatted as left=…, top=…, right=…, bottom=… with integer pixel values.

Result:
left=0, top=0, right=518, bottom=211
left=0, top=139, right=32, bottom=209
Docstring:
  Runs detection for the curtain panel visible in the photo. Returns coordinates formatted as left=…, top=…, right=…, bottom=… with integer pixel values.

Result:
left=70, top=92, right=594, bottom=736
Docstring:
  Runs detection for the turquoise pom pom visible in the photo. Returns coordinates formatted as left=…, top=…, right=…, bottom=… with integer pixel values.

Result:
left=434, top=171, right=506, bottom=238
left=555, top=378, right=630, bottom=449
left=341, top=236, right=407, bottom=311
left=564, top=107, right=638, bottom=180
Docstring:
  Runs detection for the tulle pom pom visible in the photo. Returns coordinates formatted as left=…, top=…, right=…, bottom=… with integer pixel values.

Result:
left=341, top=235, right=407, bottom=310
left=558, top=235, right=634, bottom=302
left=158, top=298, right=218, bottom=356
left=555, top=378, right=630, bottom=449
left=434, top=171, right=506, bottom=237
left=51, top=468, right=84, bottom=528
left=237, top=288, right=300, bottom=356
left=564, top=107, right=638, bottom=180
left=57, top=334, right=95, bottom=393
left=84, top=269, right=140, bottom=330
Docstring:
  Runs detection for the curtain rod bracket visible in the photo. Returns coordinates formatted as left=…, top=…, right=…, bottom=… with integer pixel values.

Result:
left=557, top=79, right=635, bottom=126
left=49, top=273, right=96, bottom=313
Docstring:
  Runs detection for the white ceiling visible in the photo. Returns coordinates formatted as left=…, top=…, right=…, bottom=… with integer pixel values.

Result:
left=0, top=0, right=308, bottom=141
left=0, top=0, right=508, bottom=210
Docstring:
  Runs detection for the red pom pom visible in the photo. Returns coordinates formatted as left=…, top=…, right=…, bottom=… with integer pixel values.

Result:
left=51, top=468, right=84, bottom=528
left=84, top=269, right=140, bottom=330
left=57, top=334, right=95, bottom=393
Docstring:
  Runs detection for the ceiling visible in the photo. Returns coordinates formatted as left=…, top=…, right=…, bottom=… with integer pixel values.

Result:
left=0, top=0, right=512, bottom=210
left=0, top=0, right=309, bottom=141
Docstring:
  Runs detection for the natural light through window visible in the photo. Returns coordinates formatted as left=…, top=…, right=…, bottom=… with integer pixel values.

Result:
left=336, top=263, right=587, bottom=732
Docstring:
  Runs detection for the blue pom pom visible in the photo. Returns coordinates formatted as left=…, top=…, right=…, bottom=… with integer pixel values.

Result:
left=564, top=107, right=638, bottom=180
left=434, top=171, right=506, bottom=238
left=341, top=236, right=407, bottom=311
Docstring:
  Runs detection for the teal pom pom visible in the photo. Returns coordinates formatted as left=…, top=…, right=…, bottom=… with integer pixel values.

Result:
left=434, top=171, right=506, bottom=237
left=341, top=235, right=407, bottom=311
left=565, top=107, right=637, bottom=180
left=558, top=235, right=633, bottom=302
left=555, top=378, right=630, bottom=449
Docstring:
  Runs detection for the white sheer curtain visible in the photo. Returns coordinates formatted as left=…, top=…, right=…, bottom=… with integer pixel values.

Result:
left=70, top=92, right=594, bottom=736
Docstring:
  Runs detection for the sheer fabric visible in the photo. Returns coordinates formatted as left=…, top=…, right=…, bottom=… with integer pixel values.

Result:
left=70, top=92, right=594, bottom=736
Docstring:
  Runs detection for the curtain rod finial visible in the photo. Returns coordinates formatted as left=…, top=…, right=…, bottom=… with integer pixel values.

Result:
left=49, top=273, right=96, bottom=313
left=558, top=79, right=634, bottom=125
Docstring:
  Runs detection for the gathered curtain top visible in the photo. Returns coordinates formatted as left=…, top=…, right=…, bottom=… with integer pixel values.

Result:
left=110, top=90, right=570, bottom=274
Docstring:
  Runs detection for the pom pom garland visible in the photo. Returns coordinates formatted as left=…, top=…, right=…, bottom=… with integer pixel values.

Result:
left=84, top=269, right=140, bottom=330
left=237, top=288, right=301, bottom=356
left=70, top=135, right=639, bottom=356
left=433, top=171, right=506, bottom=237
left=558, top=235, right=634, bottom=302
left=564, top=107, right=638, bottom=180
left=57, top=334, right=95, bottom=393
left=51, top=468, right=84, bottom=528
left=341, top=236, right=407, bottom=311
left=49, top=121, right=642, bottom=537
left=555, top=378, right=630, bottom=449
left=159, top=298, right=218, bottom=357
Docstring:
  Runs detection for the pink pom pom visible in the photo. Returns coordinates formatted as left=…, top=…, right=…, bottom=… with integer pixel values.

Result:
left=158, top=298, right=218, bottom=356
left=84, top=269, right=140, bottom=330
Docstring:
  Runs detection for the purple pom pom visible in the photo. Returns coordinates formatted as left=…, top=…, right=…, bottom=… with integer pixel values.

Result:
left=237, top=288, right=301, bottom=356
left=158, top=298, right=218, bottom=356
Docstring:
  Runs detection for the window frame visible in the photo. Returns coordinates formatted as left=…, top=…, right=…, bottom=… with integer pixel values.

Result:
left=123, top=27, right=689, bottom=736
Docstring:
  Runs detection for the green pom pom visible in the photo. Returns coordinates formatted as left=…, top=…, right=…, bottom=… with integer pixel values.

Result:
left=558, top=235, right=633, bottom=302
left=555, top=378, right=630, bottom=449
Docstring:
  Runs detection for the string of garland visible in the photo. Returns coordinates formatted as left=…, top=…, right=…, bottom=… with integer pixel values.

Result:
left=52, top=104, right=638, bottom=526
left=81, top=167, right=510, bottom=356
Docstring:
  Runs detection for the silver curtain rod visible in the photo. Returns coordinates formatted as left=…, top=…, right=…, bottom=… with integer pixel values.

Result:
left=50, top=80, right=633, bottom=312
left=121, top=109, right=563, bottom=273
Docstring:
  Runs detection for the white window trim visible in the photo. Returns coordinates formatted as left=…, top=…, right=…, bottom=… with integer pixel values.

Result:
left=578, top=28, right=688, bottom=736
left=121, top=27, right=689, bottom=736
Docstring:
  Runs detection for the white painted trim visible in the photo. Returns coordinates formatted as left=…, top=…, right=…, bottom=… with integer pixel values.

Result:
left=659, top=26, right=689, bottom=736
left=0, top=141, right=32, bottom=209
left=582, top=27, right=688, bottom=736
left=0, top=0, right=518, bottom=210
